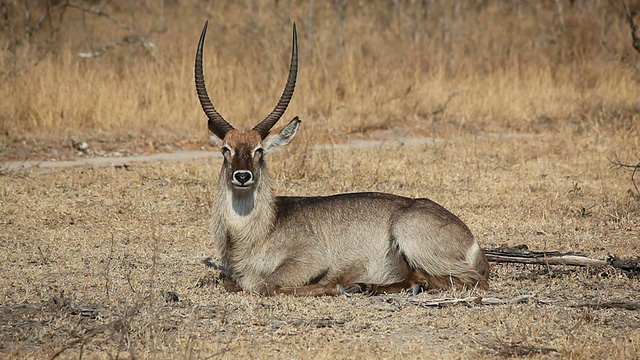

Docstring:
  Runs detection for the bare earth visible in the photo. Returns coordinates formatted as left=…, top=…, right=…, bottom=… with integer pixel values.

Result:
left=1, top=131, right=639, bottom=359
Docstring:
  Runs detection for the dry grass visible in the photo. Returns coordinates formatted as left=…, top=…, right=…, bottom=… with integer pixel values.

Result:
left=1, top=1, right=640, bottom=359
left=1, top=1, right=640, bottom=156
left=1, top=124, right=639, bottom=358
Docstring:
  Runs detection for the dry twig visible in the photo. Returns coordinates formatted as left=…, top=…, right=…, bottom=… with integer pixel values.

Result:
left=608, top=153, right=640, bottom=195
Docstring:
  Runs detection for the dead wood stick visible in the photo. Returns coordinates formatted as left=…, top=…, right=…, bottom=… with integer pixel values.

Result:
left=571, top=301, right=640, bottom=311
left=409, top=294, right=536, bottom=307
left=484, top=248, right=607, bottom=267
left=483, top=247, right=639, bottom=272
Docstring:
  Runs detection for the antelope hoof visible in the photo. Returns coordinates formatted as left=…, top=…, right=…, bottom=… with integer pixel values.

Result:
left=337, top=283, right=369, bottom=297
left=410, top=284, right=424, bottom=296
left=337, top=284, right=352, bottom=297
left=344, top=283, right=375, bottom=295
left=222, top=278, right=243, bottom=293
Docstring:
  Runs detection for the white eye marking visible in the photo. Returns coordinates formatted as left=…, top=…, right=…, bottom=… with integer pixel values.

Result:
left=252, top=144, right=264, bottom=156
left=221, top=145, right=234, bottom=156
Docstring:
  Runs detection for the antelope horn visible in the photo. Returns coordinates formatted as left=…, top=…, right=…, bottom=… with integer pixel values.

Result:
left=195, top=21, right=235, bottom=139
left=253, top=23, right=298, bottom=139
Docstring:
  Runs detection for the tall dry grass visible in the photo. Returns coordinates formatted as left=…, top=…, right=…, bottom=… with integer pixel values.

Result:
left=0, top=0, right=639, bottom=148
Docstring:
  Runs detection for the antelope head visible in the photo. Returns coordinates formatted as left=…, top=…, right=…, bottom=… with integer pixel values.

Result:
left=195, top=21, right=300, bottom=195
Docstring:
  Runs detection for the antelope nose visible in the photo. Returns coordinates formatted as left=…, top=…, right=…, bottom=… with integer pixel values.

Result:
left=234, top=171, right=253, bottom=185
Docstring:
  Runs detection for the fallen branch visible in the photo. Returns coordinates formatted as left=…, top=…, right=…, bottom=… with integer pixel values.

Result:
left=483, top=247, right=640, bottom=272
left=410, top=296, right=480, bottom=307
left=409, top=295, right=640, bottom=311
left=490, top=341, right=559, bottom=357
left=484, top=247, right=606, bottom=266
left=409, top=294, right=536, bottom=307
left=571, top=301, right=640, bottom=311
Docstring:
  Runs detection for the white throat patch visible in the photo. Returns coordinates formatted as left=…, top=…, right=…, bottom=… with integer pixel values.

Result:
left=231, top=192, right=255, bottom=216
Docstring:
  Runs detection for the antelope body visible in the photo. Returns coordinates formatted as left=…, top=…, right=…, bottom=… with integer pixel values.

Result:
left=195, top=22, right=489, bottom=296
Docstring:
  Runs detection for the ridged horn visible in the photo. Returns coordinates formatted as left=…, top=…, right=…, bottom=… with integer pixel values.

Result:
left=195, top=21, right=234, bottom=139
left=253, top=23, right=298, bottom=139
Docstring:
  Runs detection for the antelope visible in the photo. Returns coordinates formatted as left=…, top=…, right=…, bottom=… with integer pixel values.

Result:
left=195, top=21, right=490, bottom=296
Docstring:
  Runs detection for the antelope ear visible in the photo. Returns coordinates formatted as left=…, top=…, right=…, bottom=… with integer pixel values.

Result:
left=209, top=134, right=224, bottom=148
left=264, top=117, right=301, bottom=151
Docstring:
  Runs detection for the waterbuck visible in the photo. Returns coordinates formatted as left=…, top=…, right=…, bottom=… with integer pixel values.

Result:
left=196, top=21, right=490, bottom=296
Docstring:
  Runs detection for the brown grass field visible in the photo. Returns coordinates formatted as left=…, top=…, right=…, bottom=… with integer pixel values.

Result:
left=1, top=1, right=640, bottom=358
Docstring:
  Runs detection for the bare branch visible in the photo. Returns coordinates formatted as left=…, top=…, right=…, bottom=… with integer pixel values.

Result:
left=99, top=0, right=115, bottom=12
left=430, top=91, right=460, bottom=117
left=76, top=36, right=132, bottom=58
left=478, top=154, right=518, bottom=173
left=64, top=1, right=157, bottom=56
left=608, top=153, right=640, bottom=195
left=554, top=0, right=566, bottom=32
left=11, top=0, right=163, bottom=72
left=601, top=7, right=640, bottom=73
left=28, top=1, right=68, bottom=38
left=307, top=0, right=315, bottom=56
left=622, top=0, right=640, bottom=55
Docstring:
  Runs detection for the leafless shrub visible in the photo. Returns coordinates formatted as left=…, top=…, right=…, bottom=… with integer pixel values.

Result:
left=606, top=1, right=640, bottom=196
left=602, top=0, right=640, bottom=72
left=0, top=0, right=165, bottom=82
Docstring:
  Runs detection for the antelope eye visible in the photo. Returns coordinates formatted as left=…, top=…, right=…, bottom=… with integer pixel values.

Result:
left=221, top=146, right=231, bottom=155
left=254, top=147, right=264, bottom=156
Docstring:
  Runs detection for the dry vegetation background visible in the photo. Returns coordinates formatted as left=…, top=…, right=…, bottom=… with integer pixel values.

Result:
left=1, top=0, right=640, bottom=359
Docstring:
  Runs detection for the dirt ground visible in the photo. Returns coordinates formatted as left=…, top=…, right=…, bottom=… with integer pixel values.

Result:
left=1, top=127, right=639, bottom=359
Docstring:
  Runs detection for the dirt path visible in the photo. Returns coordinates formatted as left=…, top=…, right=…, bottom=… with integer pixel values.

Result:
left=2, top=132, right=553, bottom=174
left=1, top=150, right=219, bottom=174
left=1, top=134, right=444, bottom=174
